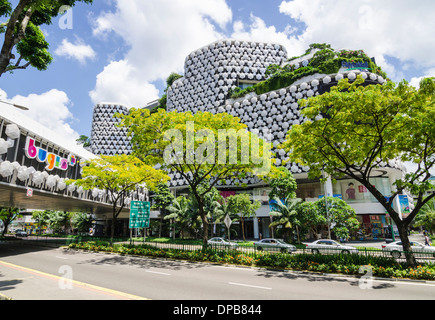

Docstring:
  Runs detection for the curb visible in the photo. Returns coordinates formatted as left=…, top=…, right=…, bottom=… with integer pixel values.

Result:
left=65, top=247, right=435, bottom=285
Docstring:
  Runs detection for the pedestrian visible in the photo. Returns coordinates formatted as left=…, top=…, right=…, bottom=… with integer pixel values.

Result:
left=424, top=234, right=431, bottom=246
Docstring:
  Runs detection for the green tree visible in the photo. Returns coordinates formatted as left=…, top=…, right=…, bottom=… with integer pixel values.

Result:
left=69, top=154, right=169, bottom=244
left=267, top=166, right=297, bottom=202
left=296, top=201, right=326, bottom=240
left=269, top=196, right=302, bottom=242
left=32, top=209, right=50, bottom=234
left=151, top=183, right=174, bottom=238
left=154, top=72, right=183, bottom=112
left=281, top=76, right=435, bottom=266
left=227, top=193, right=261, bottom=241
left=315, top=197, right=360, bottom=241
left=415, top=199, right=435, bottom=234
left=118, top=109, right=277, bottom=247
left=76, top=135, right=91, bottom=148
left=165, top=196, right=201, bottom=239
left=0, top=207, right=20, bottom=235
left=0, top=0, right=93, bottom=76
left=71, top=212, right=93, bottom=235
left=47, top=211, right=72, bottom=234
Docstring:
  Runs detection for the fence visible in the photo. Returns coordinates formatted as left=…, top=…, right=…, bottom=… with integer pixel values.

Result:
left=2, top=234, right=435, bottom=264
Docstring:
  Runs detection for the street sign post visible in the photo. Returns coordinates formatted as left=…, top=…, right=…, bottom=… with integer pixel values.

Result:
left=129, top=201, right=151, bottom=243
left=224, top=214, right=232, bottom=241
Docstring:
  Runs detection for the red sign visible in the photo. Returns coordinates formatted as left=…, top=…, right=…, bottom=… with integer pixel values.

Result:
left=26, top=188, right=33, bottom=197
left=358, top=185, right=367, bottom=193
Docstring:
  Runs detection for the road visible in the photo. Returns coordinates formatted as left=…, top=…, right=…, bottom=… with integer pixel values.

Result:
left=1, top=242, right=434, bottom=303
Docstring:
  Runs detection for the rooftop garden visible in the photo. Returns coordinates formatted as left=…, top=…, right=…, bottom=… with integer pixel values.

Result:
left=229, top=43, right=389, bottom=99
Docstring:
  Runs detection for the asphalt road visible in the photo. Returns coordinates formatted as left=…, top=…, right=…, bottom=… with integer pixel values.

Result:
left=1, top=242, right=434, bottom=303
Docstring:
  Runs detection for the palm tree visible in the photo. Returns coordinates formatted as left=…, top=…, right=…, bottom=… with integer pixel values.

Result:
left=165, top=196, right=201, bottom=239
left=214, top=198, right=239, bottom=239
left=415, top=199, right=435, bottom=234
left=269, top=196, right=302, bottom=243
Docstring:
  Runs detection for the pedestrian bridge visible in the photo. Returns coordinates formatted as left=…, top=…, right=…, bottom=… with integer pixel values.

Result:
left=0, top=102, right=146, bottom=216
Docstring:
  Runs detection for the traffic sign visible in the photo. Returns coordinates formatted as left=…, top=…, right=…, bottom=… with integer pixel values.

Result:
left=129, top=201, right=151, bottom=229
left=224, top=214, right=232, bottom=229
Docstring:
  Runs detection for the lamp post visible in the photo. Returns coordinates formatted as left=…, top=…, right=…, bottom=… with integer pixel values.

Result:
left=322, top=171, right=333, bottom=240
left=0, top=100, right=29, bottom=111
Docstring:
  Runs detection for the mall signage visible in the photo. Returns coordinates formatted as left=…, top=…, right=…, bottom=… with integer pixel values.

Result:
left=24, top=136, right=77, bottom=171
left=341, top=61, right=370, bottom=71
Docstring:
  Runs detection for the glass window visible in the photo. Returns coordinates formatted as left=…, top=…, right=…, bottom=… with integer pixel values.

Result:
left=331, top=178, right=392, bottom=203
left=253, top=187, right=271, bottom=205
left=238, top=81, right=257, bottom=90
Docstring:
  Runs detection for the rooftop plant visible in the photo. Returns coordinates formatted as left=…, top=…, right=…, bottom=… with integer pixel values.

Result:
left=229, top=43, right=388, bottom=99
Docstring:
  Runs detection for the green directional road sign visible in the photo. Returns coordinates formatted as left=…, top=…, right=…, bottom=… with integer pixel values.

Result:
left=129, top=201, right=151, bottom=229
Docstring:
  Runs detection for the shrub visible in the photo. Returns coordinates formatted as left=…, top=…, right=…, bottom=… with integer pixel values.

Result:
left=67, top=242, right=435, bottom=281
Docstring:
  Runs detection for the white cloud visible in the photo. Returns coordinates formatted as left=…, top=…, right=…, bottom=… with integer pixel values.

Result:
left=0, top=88, right=80, bottom=143
left=409, top=68, right=435, bottom=89
left=90, top=0, right=233, bottom=107
left=278, top=0, right=435, bottom=81
left=89, top=59, right=160, bottom=109
left=231, top=14, right=306, bottom=57
left=55, top=38, right=96, bottom=64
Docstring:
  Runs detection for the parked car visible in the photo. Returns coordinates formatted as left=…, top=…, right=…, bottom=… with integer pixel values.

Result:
left=207, top=237, right=238, bottom=249
left=253, top=238, right=296, bottom=253
left=382, top=241, right=435, bottom=259
left=305, top=239, right=358, bottom=255
left=15, top=230, right=27, bottom=237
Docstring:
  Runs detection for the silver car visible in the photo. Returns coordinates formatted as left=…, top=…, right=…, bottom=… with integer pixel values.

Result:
left=207, top=237, right=238, bottom=249
left=382, top=241, right=435, bottom=259
left=15, top=230, right=27, bottom=237
left=306, top=239, right=358, bottom=255
left=253, top=238, right=297, bottom=253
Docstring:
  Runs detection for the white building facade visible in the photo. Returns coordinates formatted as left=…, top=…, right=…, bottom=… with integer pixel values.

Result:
left=164, top=39, right=408, bottom=240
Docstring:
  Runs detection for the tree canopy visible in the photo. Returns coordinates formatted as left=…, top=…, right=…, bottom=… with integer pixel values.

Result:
left=0, top=0, right=93, bottom=76
left=70, top=154, right=169, bottom=242
left=281, top=75, right=435, bottom=266
left=118, top=108, right=279, bottom=246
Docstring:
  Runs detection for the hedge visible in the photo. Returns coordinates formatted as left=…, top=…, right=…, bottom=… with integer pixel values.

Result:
left=68, top=241, right=435, bottom=281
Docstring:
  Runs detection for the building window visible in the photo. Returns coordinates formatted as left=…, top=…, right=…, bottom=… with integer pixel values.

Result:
left=238, top=81, right=258, bottom=90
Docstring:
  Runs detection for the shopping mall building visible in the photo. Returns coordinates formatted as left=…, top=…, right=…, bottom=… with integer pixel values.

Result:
left=0, top=101, right=146, bottom=236
left=91, top=40, right=412, bottom=240
left=160, top=40, right=409, bottom=239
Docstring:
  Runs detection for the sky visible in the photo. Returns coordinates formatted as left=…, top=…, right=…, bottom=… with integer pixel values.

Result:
left=1, top=0, right=435, bottom=146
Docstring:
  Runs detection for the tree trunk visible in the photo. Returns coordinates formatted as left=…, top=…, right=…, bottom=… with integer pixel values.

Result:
left=198, top=202, right=209, bottom=249
left=158, top=209, right=162, bottom=238
left=396, top=221, right=417, bottom=267
left=0, top=0, right=32, bottom=76
left=110, top=204, right=117, bottom=246
left=241, top=217, right=246, bottom=241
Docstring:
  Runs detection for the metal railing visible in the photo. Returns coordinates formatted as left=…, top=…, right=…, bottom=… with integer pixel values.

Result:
left=3, top=235, right=434, bottom=264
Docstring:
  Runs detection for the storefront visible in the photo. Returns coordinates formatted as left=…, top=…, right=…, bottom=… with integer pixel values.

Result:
left=356, top=214, right=386, bottom=240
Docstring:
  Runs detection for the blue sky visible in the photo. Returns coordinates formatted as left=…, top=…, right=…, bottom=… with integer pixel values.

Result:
left=1, top=0, right=435, bottom=144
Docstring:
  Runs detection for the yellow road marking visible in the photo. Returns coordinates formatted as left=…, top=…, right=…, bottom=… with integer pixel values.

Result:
left=0, top=260, right=149, bottom=300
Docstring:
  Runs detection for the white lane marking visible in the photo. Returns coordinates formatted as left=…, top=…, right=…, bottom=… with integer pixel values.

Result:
left=145, top=270, right=171, bottom=276
left=211, top=265, right=256, bottom=271
left=229, top=282, right=272, bottom=290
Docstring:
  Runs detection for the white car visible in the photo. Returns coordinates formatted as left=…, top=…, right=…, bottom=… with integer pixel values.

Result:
left=382, top=241, right=435, bottom=259
left=207, top=237, right=238, bottom=249
left=253, top=238, right=297, bottom=253
left=305, top=239, right=358, bottom=255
